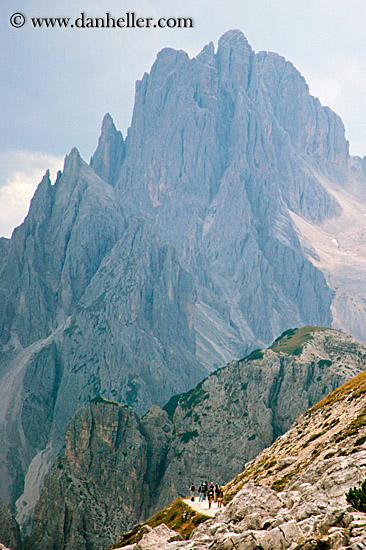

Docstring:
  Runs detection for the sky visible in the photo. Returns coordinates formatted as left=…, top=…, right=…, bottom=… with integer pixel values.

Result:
left=1, top=0, right=366, bottom=237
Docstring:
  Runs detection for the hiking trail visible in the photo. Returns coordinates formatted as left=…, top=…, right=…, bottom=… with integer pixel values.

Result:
left=182, top=497, right=223, bottom=518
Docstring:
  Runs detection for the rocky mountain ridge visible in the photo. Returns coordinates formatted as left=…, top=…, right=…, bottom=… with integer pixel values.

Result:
left=24, top=327, right=366, bottom=549
left=111, top=369, right=366, bottom=550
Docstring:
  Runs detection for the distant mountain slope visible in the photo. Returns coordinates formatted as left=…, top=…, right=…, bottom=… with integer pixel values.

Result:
left=0, top=150, right=206, bottom=528
left=0, top=500, right=21, bottom=550
left=113, top=30, right=341, bottom=367
left=1, top=28, right=366, bottom=532
left=25, top=327, right=366, bottom=549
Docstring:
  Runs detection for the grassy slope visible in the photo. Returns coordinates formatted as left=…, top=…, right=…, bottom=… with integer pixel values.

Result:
left=109, top=499, right=210, bottom=549
left=224, top=370, right=366, bottom=502
left=269, top=326, right=330, bottom=354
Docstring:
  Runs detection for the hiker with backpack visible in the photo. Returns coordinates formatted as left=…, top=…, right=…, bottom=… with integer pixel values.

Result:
left=214, top=483, right=219, bottom=502
left=207, top=484, right=215, bottom=509
left=203, top=480, right=208, bottom=500
left=189, top=482, right=195, bottom=501
left=217, top=487, right=224, bottom=508
left=198, top=482, right=204, bottom=502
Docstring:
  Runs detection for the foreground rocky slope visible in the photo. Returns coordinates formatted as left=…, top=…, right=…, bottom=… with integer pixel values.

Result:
left=113, top=370, right=366, bottom=550
left=25, top=327, right=366, bottom=549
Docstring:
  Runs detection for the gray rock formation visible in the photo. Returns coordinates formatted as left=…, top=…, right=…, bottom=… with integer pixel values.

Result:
left=1, top=28, right=366, bottom=535
left=115, top=30, right=340, bottom=367
left=25, top=328, right=366, bottom=549
left=25, top=400, right=147, bottom=550
left=90, top=113, right=125, bottom=185
left=123, top=524, right=184, bottom=550
left=0, top=150, right=205, bottom=529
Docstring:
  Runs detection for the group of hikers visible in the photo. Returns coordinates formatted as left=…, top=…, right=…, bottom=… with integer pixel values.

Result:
left=189, top=481, right=224, bottom=509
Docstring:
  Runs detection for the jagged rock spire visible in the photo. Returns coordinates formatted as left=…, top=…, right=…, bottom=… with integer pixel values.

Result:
left=90, top=113, right=125, bottom=185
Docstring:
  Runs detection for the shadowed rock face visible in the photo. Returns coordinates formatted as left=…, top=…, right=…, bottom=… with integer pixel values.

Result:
left=0, top=500, right=21, bottom=550
left=25, top=401, right=148, bottom=550
left=0, top=29, right=365, bottom=532
left=26, top=328, right=366, bottom=550
left=90, top=113, right=125, bottom=186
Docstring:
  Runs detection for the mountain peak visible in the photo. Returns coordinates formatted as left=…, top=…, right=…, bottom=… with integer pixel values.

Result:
left=101, top=112, right=114, bottom=131
left=90, top=113, right=125, bottom=185
left=196, top=41, right=215, bottom=66
left=218, top=29, right=251, bottom=51
left=67, top=146, right=81, bottom=160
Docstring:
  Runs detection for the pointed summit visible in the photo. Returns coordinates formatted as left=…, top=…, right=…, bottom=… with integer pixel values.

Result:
left=218, top=29, right=251, bottom=49
left=90, top=113, right=125, bottom=185
left=196, top=41, right=215, bottom=66
left=100, top=112, right=115, bottom=132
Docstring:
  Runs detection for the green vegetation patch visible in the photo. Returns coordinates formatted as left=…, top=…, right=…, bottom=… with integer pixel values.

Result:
left=181, top=384, right=210, bottom=411
left=271, top=463, right=302, bottom=492
left=239, top=349, right=264, bottom=362
left=163, top=393, right=182, bottom=418
left=163, top=381, right=210, bottom=419
left=317, top=359, right=332, bottom=368
left=293, top=539, right=331, bottom=550
left=269, top=326, right=330, bottom=355
left=346, top=479, right=366, bottom=512
left=356, top=435, right=366, bottom=446
left=334, top=407, right=366, bottom=442
left=324, top=451, right=336, bottom=460
left=302, top=430, right=326, bottom=448
left=90, top=396, right=119, bottom=406
left=109, top=499, right=210, bottom=548
left=179, top=430, right=199, bottom=443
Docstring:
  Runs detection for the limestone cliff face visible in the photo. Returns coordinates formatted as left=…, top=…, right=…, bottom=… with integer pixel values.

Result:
left=90, top=113, right=125, bottom=185
left=26, top=400, right=148, bottom=550
left=26, top=328, right=366, bottom=549
left=115, top=30, right=338, bottom=366
left=0, top=148, right=125, bottom=348
left=0, top=150, right=205, bottom=526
